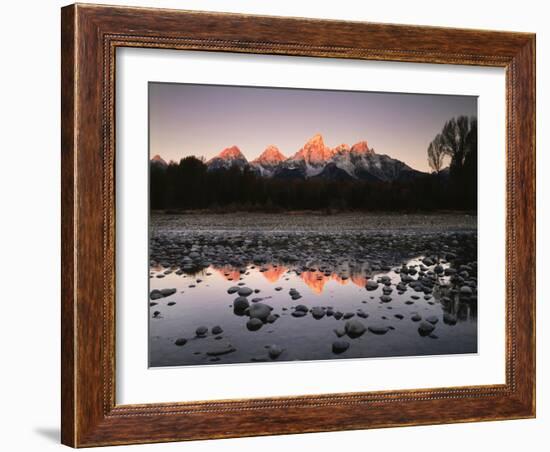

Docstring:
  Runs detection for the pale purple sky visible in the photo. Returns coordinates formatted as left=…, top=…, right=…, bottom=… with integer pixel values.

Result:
left=149, top=82, right=477, bottom=172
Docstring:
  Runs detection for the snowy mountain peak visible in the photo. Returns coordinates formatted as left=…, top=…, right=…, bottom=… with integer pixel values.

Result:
left=252, top=145, right=287, bottom=165
left=350, top=141, right=374, bottom=155
left=291, top=134, right=334, bottom=166
left=216, top=145, right=246, bottom=161
left=206, top=145, right=248, bottom=171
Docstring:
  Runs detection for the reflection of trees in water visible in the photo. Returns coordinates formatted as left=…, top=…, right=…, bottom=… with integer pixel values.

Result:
left=433, top=283, right=477, bottom=323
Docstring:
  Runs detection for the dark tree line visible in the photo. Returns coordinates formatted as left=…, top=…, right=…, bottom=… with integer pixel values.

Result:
left=151, top=116, right=477, bottom=212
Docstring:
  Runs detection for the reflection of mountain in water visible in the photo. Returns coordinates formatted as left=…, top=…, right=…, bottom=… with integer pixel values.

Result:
left=212, top=263, right=383, bottom=295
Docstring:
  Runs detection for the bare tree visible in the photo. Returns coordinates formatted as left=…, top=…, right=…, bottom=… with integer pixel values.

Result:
left=440, top=116, right=477, bottom=174
left=427, top=133, right=446, bottom=173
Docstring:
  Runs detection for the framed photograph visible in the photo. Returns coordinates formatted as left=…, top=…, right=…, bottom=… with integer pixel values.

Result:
left=61, top=3, right=536, bottom=447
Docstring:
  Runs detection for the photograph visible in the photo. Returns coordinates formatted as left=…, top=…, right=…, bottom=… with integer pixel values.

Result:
left=148, top=82, right=479, bottom=367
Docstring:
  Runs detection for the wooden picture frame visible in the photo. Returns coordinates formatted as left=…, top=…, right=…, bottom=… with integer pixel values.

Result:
left=61, top=3, right=536, bottom=447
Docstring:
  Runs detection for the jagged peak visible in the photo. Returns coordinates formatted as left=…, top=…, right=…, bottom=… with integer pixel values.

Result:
left=291, top=133, right=334, bottom=163
left=332, top=143, right=351, bottom=154
left=350, top=141, right=374, bottom=155
left=306, top=133, right=325, bottom=146
left=217, top=145, right=245, bottom=159
left=252, top=145, right=287, bottom=164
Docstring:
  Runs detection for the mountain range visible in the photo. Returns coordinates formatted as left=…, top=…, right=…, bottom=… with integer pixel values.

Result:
left=151, top=134, right=425, bottom=182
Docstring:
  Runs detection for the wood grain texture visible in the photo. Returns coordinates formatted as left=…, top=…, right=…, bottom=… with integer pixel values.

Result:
left=60, top=3, right=536, bottom=447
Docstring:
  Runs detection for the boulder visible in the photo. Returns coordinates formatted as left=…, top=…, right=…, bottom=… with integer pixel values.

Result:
left=332, top=340, right=350, bottom=354
left=268, top=345, right=284, bottom=359
left=248, top=303, right=271, bottom=321
left=246, top=318, right=263, bottom=331
left=195, top=326, right=208, bottom=337
left=366, top=280, right=379, bottom=291
left=345, top=319, right=367, bottom=338
left=233, top=296, right=250, bottom=312
left=418, top=321, right=435, bottom=336
left=238, top=287, right=253, bottom=297
left=368, top=324, right=390, bottom=335
left=311, top=306, right=326, bottom=319
left=211, top=325, right=223, bottom=335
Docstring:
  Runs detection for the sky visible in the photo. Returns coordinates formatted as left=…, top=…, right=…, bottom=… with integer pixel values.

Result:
left=149, top=82, right=477, bottom=172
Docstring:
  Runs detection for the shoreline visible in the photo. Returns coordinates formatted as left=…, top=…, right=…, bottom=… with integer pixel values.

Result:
left=152, top=209, right=477, bottom=216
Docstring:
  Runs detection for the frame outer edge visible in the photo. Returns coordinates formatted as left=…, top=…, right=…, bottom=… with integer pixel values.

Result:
left=61, top=3, right=77, bottom=448
left=514, top=35, right=536, bottom=416
left=60, top=3, right=536, bottom=447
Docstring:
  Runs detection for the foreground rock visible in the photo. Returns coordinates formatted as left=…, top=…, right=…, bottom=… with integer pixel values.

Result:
left=332, top=340, right=350, bottom=354
left=268, top=345, right=284, bottom=359
left=206, top=345, right=236, bottom=356
left=246, top=318, right=263, bottom=331
left=248, top=303, right=272, bottom=321
left=418, top=321, right=436, bottom=336
left=368, top=324, right=390, bottom=335
left=195, top=326, right=208, bottom=337
left=345, top=319, right=367, bottom=338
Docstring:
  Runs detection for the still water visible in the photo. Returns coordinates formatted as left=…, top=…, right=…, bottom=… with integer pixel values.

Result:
left=149, top=257, right=477, bottom=367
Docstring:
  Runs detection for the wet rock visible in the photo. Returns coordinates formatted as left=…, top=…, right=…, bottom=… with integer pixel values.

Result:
left=227, top=286, right=240, bottom=294
left=460, top=285, right=473, bottom=296
left=233, top=296, right=250, bottom=312
left=206, top=345, right=236, bottom=356
left=174, top=338, right=187, bottom=346
left=411, top=313, right=422, bottom=322
left=246, top=318, right=263, bottom=331
left=153, top=311, right=160, bottom=318
left=275, top=287, right=283, bottom=291
left=295, top=304, right=309, bottom=313
left=357, top=309, right=368, bottom=319
left=394, top=314, right=404, bottom=320
left=196, top=326, right=208, bottom=337
left=160, top=288, right=177, bottom=297
left=266, top=313, right=278, bottom=323
left=248, top=303, right=271, bottom=321
left=238, top=287, right=253, bottom=297
left=268, top=345, right=284, bottom=359
left=333, top=311, right=344, bottom=320
left=149, top=289, right=163, bottom=300
left=167, top=301, right=176, bottom=306
left=366, top=280, right=379, bottom=291
left=418, top=321, right=436, bottom=336
left=425, top=315, right=439, bottom=324
left=311, top=306, right=326, bottom=319
left=291, top=310, right=307, bottom=318
left=332, top=340, right=350, bottom=354
left=211, top=325, right=223, bottom=335
left=368, top=324, right=390, bottom=335
left=343, top=312, right=355, bottom=319
left=380, top=295, right=392, bottom=303
left=423, top=257, right=435, bottom=266
left=345, top=319, right=367, bottom=338
left=334, top=328, right=346, bottom=337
